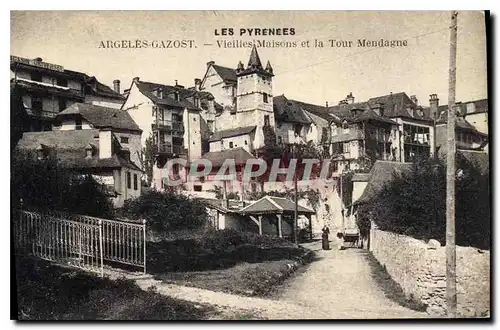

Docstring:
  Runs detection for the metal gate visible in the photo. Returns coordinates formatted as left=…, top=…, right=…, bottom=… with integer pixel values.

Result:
left=13, top=209, right=147, bottom=276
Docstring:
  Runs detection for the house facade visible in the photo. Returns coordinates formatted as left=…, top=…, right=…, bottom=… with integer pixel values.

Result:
left=10, top=55, right=125, bottom=132
left=55, top=102, right=143, bottom=170
left=17, top=129, right=142, bottom=207
left=121, top=77, right=216, bottom=189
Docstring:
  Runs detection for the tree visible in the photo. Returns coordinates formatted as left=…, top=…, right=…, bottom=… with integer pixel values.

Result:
left=137, top=135, right=155, bottom=187
left=122, top=189, right=208, bottom=233
left=11, top=149, right=115, bottom=217
left=356, top=156, right=489, bottom=249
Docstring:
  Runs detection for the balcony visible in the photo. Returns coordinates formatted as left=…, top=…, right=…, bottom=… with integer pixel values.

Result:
left=172, top=121, right=184, bottom=132
left=25, top=108, right=59, bottom=119
left=14, top=79, right=84, bottom=100
left=153, top=143, right=187, bottom=156
left=152, top=119, right=172, bottom=131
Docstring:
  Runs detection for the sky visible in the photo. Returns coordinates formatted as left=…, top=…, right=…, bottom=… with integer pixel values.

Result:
left=10, top=11, right=488, bottom=107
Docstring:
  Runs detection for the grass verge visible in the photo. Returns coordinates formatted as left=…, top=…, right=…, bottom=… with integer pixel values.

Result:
left=154, top=249, right=315, bottom=297
left=14, top=256, right=217, bottom=320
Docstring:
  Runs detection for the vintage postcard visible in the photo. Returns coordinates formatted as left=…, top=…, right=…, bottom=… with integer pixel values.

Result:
left=10, top=10, right=490, bottom=320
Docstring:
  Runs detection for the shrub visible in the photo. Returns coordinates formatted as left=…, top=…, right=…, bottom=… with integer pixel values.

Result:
left=122, top=189, right=208, bottom=233
left=11, top=149, right=114, bottom=218
left=357, top=157, right=490, bottom=249
left=198, top=228, right=244, bottom=251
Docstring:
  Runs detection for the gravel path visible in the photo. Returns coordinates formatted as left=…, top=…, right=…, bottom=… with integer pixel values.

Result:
left=273, top=241, right=429, bottom=319
left=107, top=241, right=429, bottom=319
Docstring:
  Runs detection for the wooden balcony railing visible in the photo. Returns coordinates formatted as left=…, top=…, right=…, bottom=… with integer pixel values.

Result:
left=153, top=143, right=187, bottom=155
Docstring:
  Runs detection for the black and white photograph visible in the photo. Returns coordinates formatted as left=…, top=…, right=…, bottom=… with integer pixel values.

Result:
left=9, top=10, right=490, bottom=320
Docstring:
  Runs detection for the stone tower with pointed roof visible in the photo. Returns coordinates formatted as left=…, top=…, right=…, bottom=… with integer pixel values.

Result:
left=234, top=45, right=275, bottom=149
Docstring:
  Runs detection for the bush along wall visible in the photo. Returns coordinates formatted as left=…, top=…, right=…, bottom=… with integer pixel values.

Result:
left=357, top=157, right=490, bottom=250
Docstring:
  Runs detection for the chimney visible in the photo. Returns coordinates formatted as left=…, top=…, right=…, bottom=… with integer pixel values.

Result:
left=206, top=61, right=215, bottom=68
left=410, top=95, right=418, bottom=106
left=98, top=129, right=113, bottom=159
left=194, top=78, right=201, bottom=91
left=346, top=92, right=355, bottom=104
left=158, top=88, right=164, bottom=99
left=133, top=77, right=140, bottom=83
left=325, top=101, right=329, bottom=107
left=113, top=79, right=121, bottom=94
left=429, top=94, right=439, bottom=119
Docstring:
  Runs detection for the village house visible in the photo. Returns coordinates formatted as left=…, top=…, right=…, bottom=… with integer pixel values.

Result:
left=55, top=102, right=143, bottom=171
left=430, top=95, right=489, bottom=155
left=195, top=147, right=259, bottom=196
left=17, top=128, right=142, bottom=208
left=120, top=77, right=216, bottom=189
left=460, top=98, right=488, bottom=135
left=10, top=55, right=125, bottom=132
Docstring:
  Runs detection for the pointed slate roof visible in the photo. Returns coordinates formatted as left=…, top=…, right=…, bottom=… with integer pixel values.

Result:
left=352, top=108, right=398, bottom=125
left=212, top=64, right=238, bottom=84
left=58, top=103, right=141, bottom=132
left=237, top=45, right=273, bottom=77
left=239, top=196, right=315, bottom=215
left=134, top=80, right=208, bottom=111
left=248, top=44, right=263, bottom=69
left=273, top=95, right=313, bottom=124
left=17, top=129, right=141, bottom=171
left=265, top=60, right=273, bottom=74
left=353, top=161, right=413, bottom=205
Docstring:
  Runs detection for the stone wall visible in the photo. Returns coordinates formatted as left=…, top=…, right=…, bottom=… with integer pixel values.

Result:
left=370, top=228, right=490, bottom=317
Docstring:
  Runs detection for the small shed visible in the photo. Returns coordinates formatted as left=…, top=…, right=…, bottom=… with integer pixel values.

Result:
left=239, top=196, right=315, bottom=239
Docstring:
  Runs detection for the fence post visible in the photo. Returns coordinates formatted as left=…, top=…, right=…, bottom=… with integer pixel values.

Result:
left=98, top=219, right=104, bottom=278
left=142, top=219, right=147, bottom=275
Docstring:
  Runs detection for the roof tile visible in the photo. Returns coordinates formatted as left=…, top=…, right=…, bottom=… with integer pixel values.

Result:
left=58, top=103, right=141, bottom=132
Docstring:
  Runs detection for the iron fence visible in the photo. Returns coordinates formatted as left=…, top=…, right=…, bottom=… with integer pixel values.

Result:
left=13, top=209, right=147, bottom=276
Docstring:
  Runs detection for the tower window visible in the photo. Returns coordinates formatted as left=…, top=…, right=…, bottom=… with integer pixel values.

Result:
left=229, top=141, right=234, bottom=148
left=120, top=136, right=129, bottom=144
left=264, top=115, right=270, bottom=126
left=263, top=93, right=268, bottom=103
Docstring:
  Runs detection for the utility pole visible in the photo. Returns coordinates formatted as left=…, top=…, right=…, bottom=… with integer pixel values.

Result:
left=446, top=10, right=458, bottom=318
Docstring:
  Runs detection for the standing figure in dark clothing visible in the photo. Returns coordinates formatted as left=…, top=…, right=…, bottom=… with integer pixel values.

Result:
left=322, top=225, right=330, bottom=250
